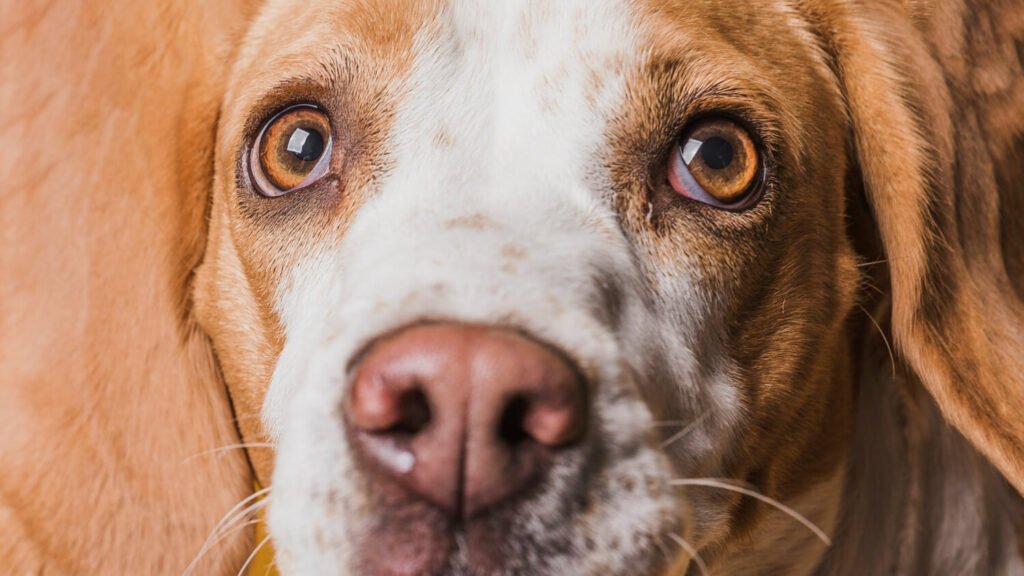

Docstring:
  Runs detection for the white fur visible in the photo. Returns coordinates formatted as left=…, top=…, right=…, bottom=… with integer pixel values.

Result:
left=263, top=0, right=645, bottom=436
left=263, top=1, right=745, bottom=573
left=215, top=1, right=1024, bottom=574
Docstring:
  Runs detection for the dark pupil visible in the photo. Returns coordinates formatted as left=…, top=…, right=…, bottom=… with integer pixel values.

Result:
left=285, top=127, right=325, bottom=162
left=699, top=137, right=734, bottom=170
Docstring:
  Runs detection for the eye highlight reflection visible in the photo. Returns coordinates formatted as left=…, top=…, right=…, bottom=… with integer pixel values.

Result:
left=250, top=104, right=333, bottom=197
left=668, top=118, right=761, bottom=210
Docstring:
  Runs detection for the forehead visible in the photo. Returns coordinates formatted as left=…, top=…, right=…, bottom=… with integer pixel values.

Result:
left=226, top=0, right=831, bottom=142
left=229, top=0, right=640, bottom=162
left=218, top=0, right=841, bottom=287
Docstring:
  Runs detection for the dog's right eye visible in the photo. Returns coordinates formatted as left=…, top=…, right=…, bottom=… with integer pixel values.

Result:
left=250, top=105, right=332, bottom=197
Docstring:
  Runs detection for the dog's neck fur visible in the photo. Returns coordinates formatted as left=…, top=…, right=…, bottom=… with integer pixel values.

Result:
left=816, top=335, right=1024, bottom=575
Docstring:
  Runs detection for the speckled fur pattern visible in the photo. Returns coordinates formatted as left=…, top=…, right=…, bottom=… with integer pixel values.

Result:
left=3, top=0, right=1023, bottom=574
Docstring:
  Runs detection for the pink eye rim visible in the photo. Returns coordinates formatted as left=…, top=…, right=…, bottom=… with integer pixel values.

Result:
left=667, top=117, right=764, bottom=211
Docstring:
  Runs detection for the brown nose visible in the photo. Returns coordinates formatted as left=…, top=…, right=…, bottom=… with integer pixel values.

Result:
left=345, top=323, right=587, bottom=518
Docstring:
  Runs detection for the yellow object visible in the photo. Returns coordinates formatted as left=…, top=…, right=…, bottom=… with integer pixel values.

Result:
left=248, top=483, right=280, bottom=576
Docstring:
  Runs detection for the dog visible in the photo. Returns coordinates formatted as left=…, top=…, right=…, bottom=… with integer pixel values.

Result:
left=2, top=0, right=1023, bottom=574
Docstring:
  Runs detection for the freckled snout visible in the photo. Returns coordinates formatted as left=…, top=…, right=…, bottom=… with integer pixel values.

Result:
left=345, top=323, right=588, bottom=518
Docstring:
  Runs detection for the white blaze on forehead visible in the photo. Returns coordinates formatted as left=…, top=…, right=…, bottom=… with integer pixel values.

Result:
left=265, top=5, right=731, bottom=571
left=264, top=0, right=644, bottom=434
left=390, top=0, right=638, bottom=205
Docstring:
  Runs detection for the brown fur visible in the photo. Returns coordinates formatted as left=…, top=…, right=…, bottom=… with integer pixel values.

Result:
left=0, top=1, right=260, bottom=573
left=809, top=0, right=1024, bottom=494
left=608, top=1, right=860, bottom=557
left=193, top=0, right=435, bottom=485
left=1, top=0, right=1021, bottom=573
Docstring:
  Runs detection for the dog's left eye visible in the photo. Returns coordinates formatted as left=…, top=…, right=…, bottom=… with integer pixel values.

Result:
left=668, top=118, right=761, bottom=209
left=250, top=105, right=332, bottom=197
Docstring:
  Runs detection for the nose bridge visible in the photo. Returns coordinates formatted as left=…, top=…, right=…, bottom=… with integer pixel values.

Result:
left=317, top=180, right=633, bottom=405
left=341, top=182, right=611, bottom=311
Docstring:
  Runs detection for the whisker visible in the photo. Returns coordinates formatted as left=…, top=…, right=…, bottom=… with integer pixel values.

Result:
left=209, top=487, right=273, bottom=540
left=264, top=559, right=278, bottom=576
left=183, top=487, right=273, bottom=576
left=193, top=518, right=262, bottom=568
left=212, top=498, right=271, bottom=548
left=182, top=443, right=275, bottom=464
left=858, top=277, right=885, bottom=298
left=668, top=533, right=709, bottom=576
left=855, top=258, right=889, bottom=268
left=856, top=304, right=896, bottom=380
left=669, top=478, right=831, bottom=546
left=660, top=415, right=706, bottom=449
left=237, top=535, right=273, bottom=576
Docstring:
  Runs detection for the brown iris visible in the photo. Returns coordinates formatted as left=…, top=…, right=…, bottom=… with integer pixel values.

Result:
left=251, top=105, right=332, bottom=197
left=669, top=118, right=760, bottom=208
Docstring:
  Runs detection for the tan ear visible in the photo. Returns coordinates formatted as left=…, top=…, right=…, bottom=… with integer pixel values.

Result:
left=0, top=1, right=261, bottom=573
left=806, top=0, right=1024, bottom=493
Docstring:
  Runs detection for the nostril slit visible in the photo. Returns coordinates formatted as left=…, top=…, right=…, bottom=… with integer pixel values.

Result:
left=499, top=395, right=531, bottom=446
left=394, top=387, right=431, bottom=435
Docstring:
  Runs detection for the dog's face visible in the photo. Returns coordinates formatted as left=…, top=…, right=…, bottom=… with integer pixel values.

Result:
left=195, top=0, right=862, bottom=573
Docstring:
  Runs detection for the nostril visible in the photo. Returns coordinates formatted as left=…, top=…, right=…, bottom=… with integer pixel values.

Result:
left=520, top=380, right=587, bottom=448
left=345, top=323, right=590, bottom=519
left=393, top=387, right=431, bottom=435
left=498, top=395, right=531, bottom=446
left=499, top=385, right=587, bottom=450
left=348, top=372, right=432, bottom=436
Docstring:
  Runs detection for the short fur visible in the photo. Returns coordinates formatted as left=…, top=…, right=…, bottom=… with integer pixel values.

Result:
left=1, top=0, right=1021, bottom=574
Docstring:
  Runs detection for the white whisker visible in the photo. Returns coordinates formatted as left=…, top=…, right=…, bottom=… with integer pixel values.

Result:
left=660, top=414, right=706, bottom=449
left=182, top=443, right=275, bottom=464
left=855, top=258, right=890, bottom=268
left=195, top=518, right=262, bottom=566
left=237, top=535, right=273, bottom=576
left=668, top=533, right=709, bottom=576
left=670, top=478, right=831, bottom=545
left=183, top=487, right=273, bottom=576
left=213, top=498, right=271, bottom=547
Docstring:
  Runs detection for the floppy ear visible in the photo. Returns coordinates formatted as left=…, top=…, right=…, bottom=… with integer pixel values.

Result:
left=807, top=0, right=1024, bottom=493
left=0, top=1, right=261, bottom=573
